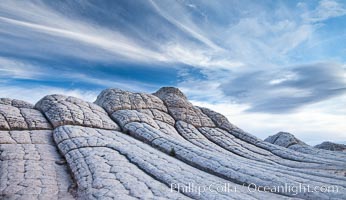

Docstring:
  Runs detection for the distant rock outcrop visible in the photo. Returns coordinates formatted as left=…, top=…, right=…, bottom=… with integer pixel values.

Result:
left=315, top=141, right=346, bottom=152
left=265, top=132, right=346, bottom=166
left=264, top=131, right=307, bottom=148
left=1, top=88, right=345, bottom=199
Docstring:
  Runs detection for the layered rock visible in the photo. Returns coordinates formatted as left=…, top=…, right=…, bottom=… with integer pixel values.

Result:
left=54, top=125, right=292, bottom=199
left=265, top=132, right=346, bottom=163
left=0, top=99, right=74, bottom=199
left=94, top=87, right=346, bottom=199
left=154, top=87, right=215, bottom=128
left=0, top=88, right=345, bottom=199
left=35, top=94, right=119, bottom=130
left=0, top=98, right=52, bottom=130
left=264, top=132, right=307, bottom=148
left=315, top=141, right=346, bottom=152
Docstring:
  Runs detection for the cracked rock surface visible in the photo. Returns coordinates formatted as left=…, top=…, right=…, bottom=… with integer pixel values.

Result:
left=0, top=130, right=74, bottom=199
left=1, top=87, right=345, bottom=199
left=0, top=98, right=52, bottom=130
left=35, top=94, right=119, bottom=130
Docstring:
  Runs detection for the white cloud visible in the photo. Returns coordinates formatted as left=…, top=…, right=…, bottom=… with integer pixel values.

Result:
left=1, top=0, right=344, bottom=71
left=0, top=16, right=167, bottom=63
left=0, top=57, right=160, bottom=93
left=0, top=86, right=99, bottom=104
left=191, top=94, right=346, bottom=145
left=303, top=0, right=346, bottom=22
left=0, top=57, right=43, bottom=80
left=163, top=43, right=243, bottom=70
left=1, top=0, right=345, bottom=145
left=148, top=0, right=222, bottom=51
left=0, top=0, right=242, bottom=70
left=65, top=73, right=160, bottom=93
left=181, top=61, right=346, bottom=145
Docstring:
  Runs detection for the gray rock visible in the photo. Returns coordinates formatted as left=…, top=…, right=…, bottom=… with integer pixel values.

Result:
left=0, top=98, right=52, bottom=130
left=201, top=105, right=346, bottom=165
left=264, top=132, right=307, bottom=148
left=35, top=94, right=119, bottom=130
left=154, top=87, right=215, bottom=127
left=54, top=125, right=293, bottom=200
left=1, top=87, right=345, bottom=199
left=54, top=126, right=189, bottom=200
left=265, top=132, right=346, bottom=163
left=315, top=141, right=346, bottom=152
left=95, top=88, right=167, bottom=113
left=0, top=130, right=74, bottom=199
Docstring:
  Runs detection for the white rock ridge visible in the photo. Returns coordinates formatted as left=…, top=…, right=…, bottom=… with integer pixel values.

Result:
left=1, top=88, right=345, bottom=200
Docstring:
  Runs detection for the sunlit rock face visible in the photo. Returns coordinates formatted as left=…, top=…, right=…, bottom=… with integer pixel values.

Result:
left=0, top=98, right=52, bottom=130
left=0, top=98, right=73, bottom=199
left=1, top=88, right=345, bottom=199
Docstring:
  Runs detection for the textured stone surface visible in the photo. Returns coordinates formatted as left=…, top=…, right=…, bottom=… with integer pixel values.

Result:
left=1, top=87, right=345, bottom=199
left=35, top=94, right=119, bottom=130
left=265, top=132, right=346, bottom=163
left=315, top=141, right=346, bottom=152
left=95, top=88, right=167, bottom=113
left=95, top=88, right=184, bottom=140
left=0, top=98, right=52, bottom=130
left=264, top=132, right=307, bottom=148
left=54, top=125, right=293, bottom=200
left=154, top=87, right=215, bottom=127
left=94, top=87, right=346, bottom=199
left=201, top=105, right=346, bottom=165
left=0, top=130, right=74, bottom=199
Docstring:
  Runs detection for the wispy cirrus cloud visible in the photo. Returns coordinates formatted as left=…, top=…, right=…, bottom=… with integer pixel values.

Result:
left=300, top=0, right=346, bottom=22
left=0, top=56, right=162, bottom=93
left=0, top=12, right=167, bottom=63
left=220, top=62, right=346, bottom=113
left=148, top=0, right=222, bottom=51
left=1, top=0, right=346, bottom=144
left=1, top=0, right=344, bottom=71
left=0, top=57, right=44, bottom=80
left=0, top=0, right=241, bottom=69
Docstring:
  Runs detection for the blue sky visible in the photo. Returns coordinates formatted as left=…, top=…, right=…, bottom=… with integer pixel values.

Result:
left=0, top=0, right=345, bottom=144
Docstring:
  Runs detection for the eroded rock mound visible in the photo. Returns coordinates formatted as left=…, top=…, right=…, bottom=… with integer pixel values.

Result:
left=0, top=98, right=52, bottom=130
left=265, top=132, right=346, bottom=163
left=35, top=94, right=119, bottom=130
left=1, top=87, right=346, bottom=200
left=315, top=141, right=346, bottom=152
left=0, top=99, right=74, bottom=199
left=153, top=87, right=215, bottom=127
left=264, top=132, right=307, bottom=148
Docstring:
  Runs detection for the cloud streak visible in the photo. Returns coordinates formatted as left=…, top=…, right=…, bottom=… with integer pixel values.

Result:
left=0, top=15, right=166, bottom=63
left=148, top=0, right=222, bottom=51
left=301, top=0, right=346, bottom=22
left=220, top=62, right=346, bottom=113
left=1, top=0, right=346, bottom=143
left=0, top=0, right=242, bottom=69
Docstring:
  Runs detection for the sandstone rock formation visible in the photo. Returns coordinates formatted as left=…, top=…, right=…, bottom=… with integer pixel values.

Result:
left=1, top=88, right=345, bottom=199
left=265, top=132, right=346, bottom=162
left=314, top=142, right=346, bottom=152
left=264, top=132, right=307, bottom=148
left=0, top=99, right=73, bottom=199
